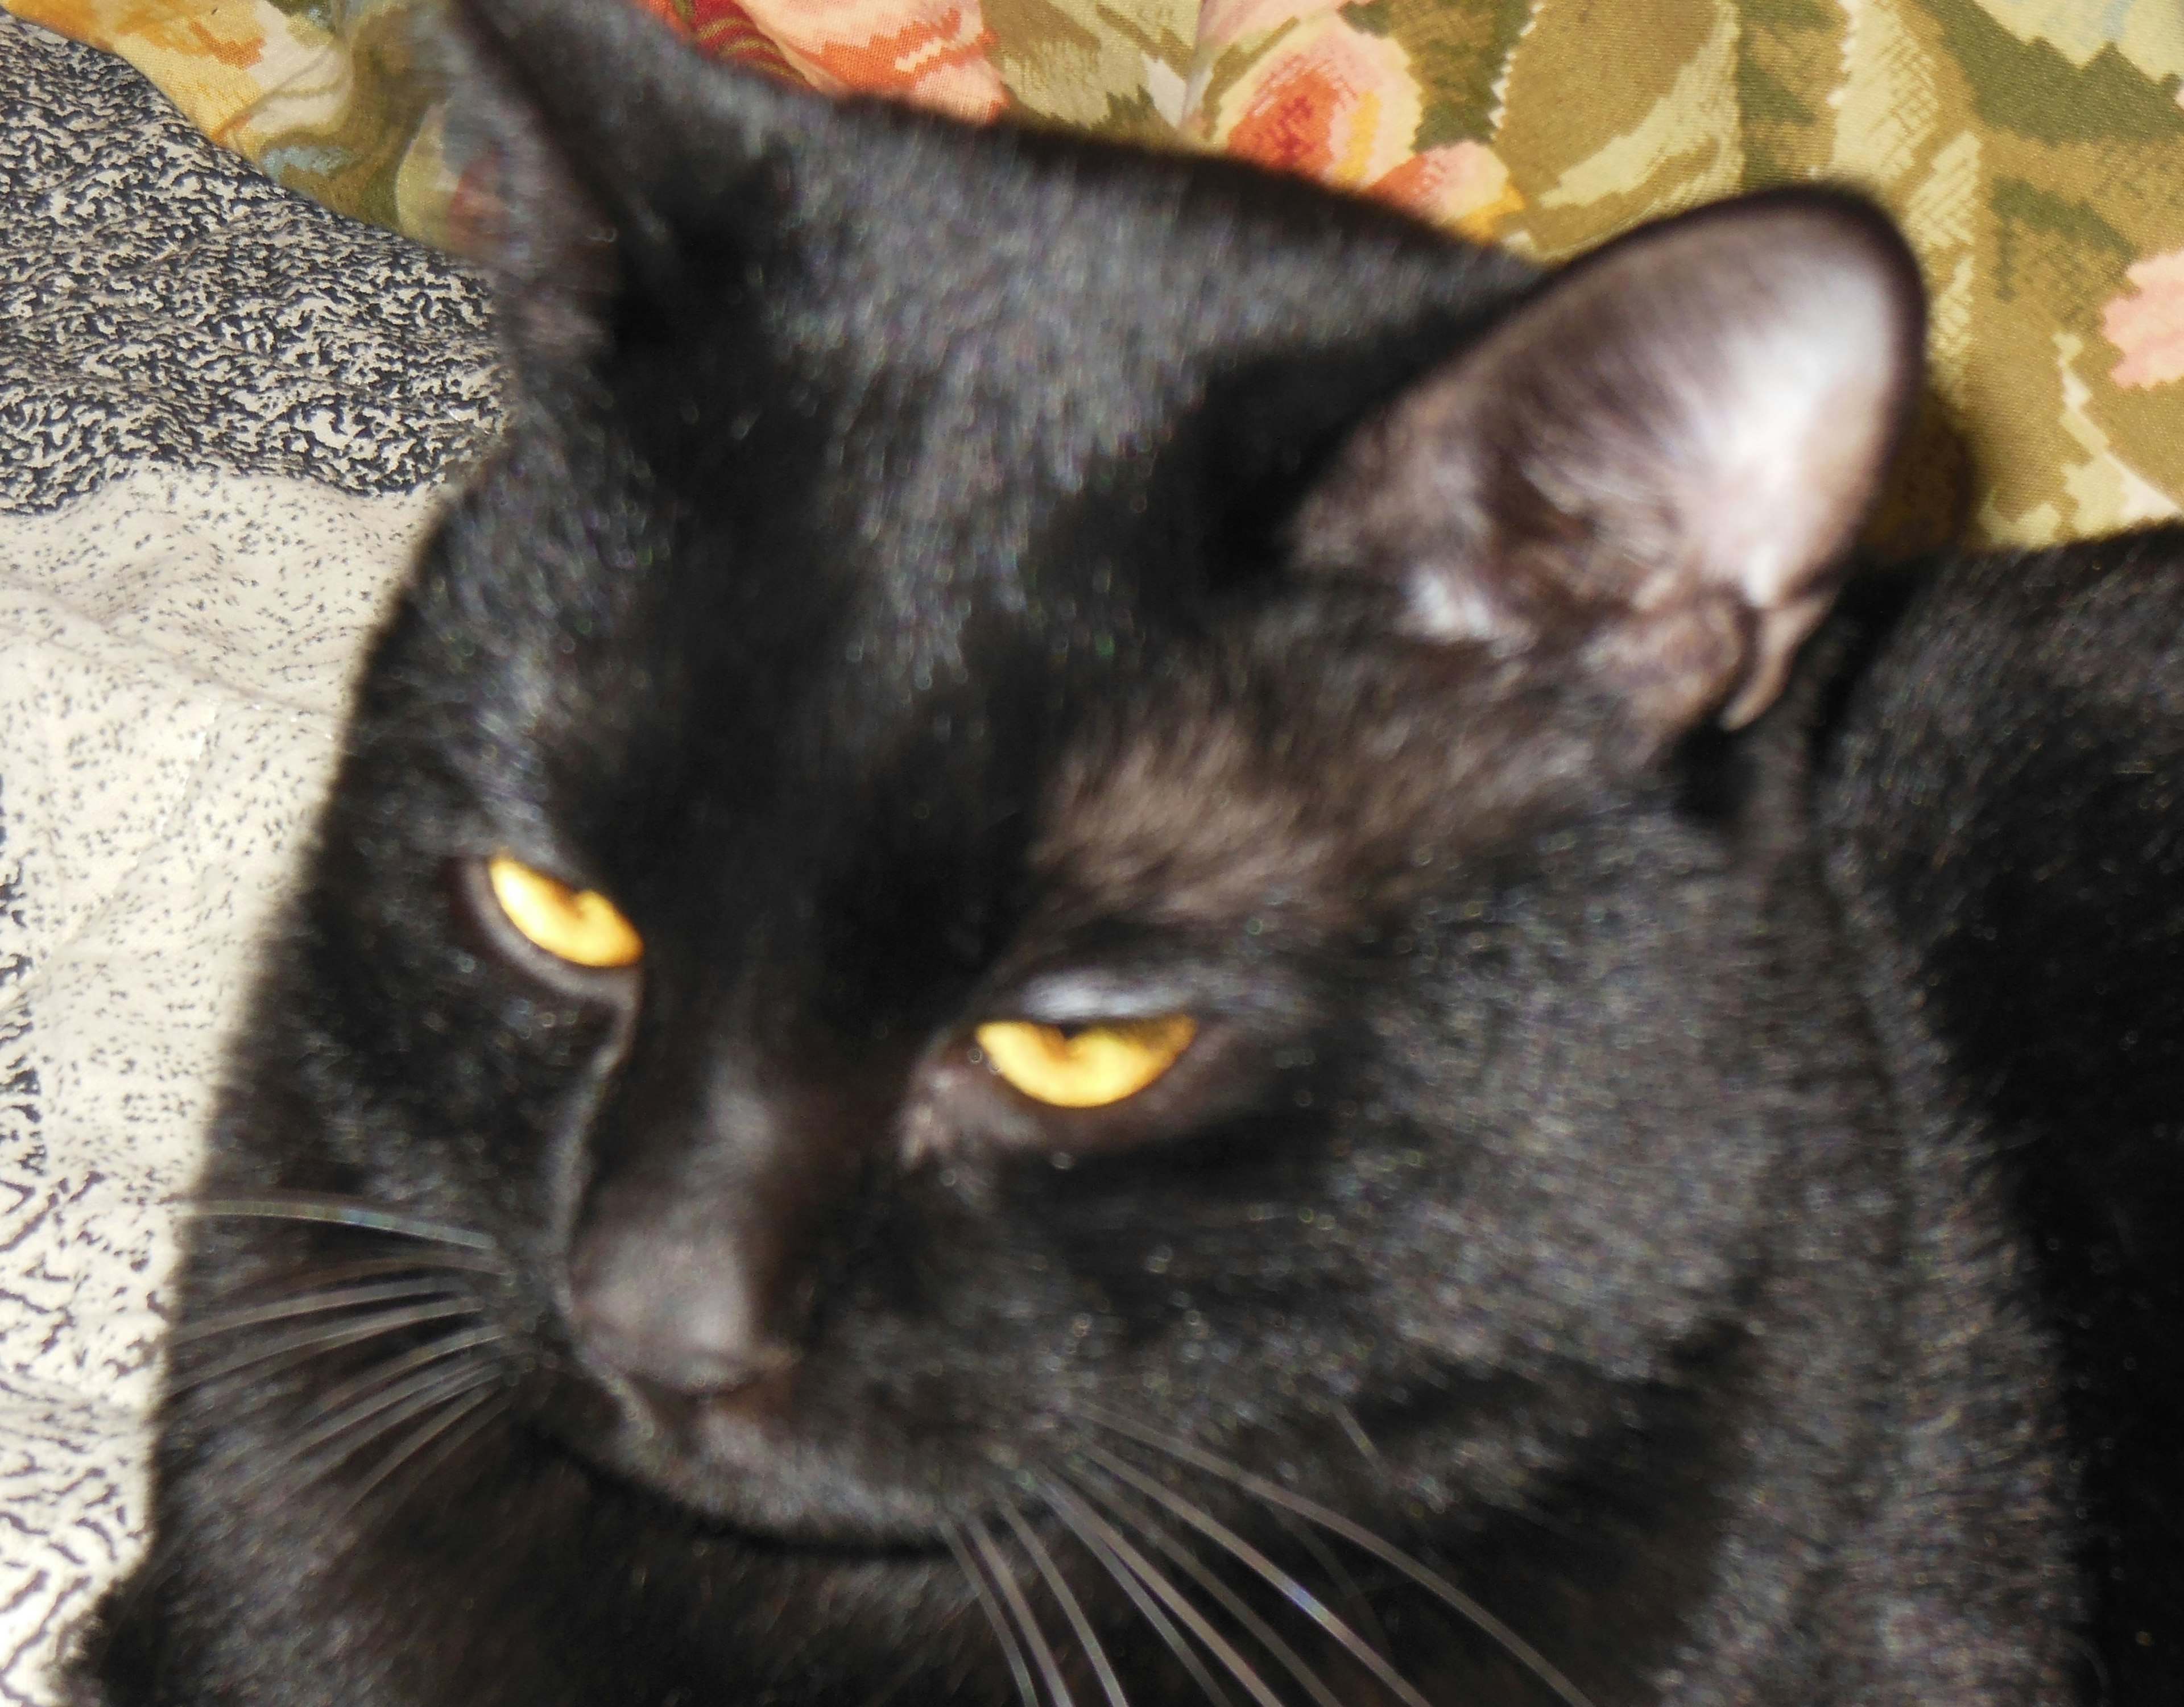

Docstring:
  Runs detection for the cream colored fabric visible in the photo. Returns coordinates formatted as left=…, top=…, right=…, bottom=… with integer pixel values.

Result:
left=0, top=471, right=435, bottom=1705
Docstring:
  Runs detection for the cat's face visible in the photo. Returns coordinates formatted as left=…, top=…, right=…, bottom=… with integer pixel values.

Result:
left=232, top=0, right=1921, bottom=1690
left=337, top=495, right=1696, bottom=1541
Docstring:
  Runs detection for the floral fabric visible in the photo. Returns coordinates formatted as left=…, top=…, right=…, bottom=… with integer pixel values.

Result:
left=7, top=0, right=2181, bottom=547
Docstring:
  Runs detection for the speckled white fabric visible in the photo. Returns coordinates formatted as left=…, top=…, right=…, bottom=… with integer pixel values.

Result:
left=0, top=16, right=498, bottom=514
left=0, top=469, right=439, bottom=1705
left=0, top=10, right=495, bottom=1692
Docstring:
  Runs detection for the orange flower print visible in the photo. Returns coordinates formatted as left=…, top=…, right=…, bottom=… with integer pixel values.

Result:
left=1202, top=14, right=1521, bottom=242
left=737, top=0, right=1006, bottom=121
left=2104, top=249, right=2184, bottom=391
left=630, top=0, right=805, bottom=84
left=1210, top=12, right=1421, bottom=189
left=1372, top=141, right=1523, bottom=242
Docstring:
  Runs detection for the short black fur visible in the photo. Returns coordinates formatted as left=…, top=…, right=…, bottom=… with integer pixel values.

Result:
left=69, top=3, right=2184, bottom=1704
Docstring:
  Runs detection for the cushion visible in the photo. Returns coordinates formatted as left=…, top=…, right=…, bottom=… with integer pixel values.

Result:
left=6, top=0, right=2183, bottom=547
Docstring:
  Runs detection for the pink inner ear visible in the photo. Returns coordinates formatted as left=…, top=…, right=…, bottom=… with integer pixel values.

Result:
left=1292, top=192, right=1925, bottom=735
left=1677, top=274, right=1918, bottom=614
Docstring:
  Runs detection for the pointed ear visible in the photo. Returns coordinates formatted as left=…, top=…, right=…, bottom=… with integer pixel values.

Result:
left=438, top=0, right=811, bottom=367
left=1293, top=192, right=1925, bottom=734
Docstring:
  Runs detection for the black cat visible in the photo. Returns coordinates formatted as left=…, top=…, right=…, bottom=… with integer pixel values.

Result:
left=69, top=1, right=2184, bottom=1702
left=1825, top=534, right=2184, bottom=1704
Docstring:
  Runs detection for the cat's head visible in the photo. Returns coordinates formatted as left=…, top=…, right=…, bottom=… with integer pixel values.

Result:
left=263, top=0, right=1917, bottom=1640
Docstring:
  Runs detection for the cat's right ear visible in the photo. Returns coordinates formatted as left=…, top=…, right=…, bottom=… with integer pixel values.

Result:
left=1293, top=192, right=1925, bottom=739
left=437, top=0, right=810, bottom=367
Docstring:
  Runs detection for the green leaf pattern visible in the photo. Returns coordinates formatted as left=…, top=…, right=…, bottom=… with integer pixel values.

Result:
left=10, top=0, right=2179, bottom=544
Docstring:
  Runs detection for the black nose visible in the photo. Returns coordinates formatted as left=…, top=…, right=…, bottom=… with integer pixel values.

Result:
left=568, top=1200, right=801, bottom=1395
left=566, top=1041, right=891, bottom=1398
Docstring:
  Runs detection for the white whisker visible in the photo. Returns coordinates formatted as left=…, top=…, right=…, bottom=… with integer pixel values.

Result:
left=1040, top=1483, right=1235, bottom=1707
left=1060, top=1464, right=1348, bottom=1707
left=192, top=1194, right=503, bottom=1257
left=972, top=1520, right=1076, bottom=1707
left=1077, top=1444, right=1432, bottom=1707
left=1077, top=1406, right=1595, bottom=1707
left=231, top=1359, right=502, bottom=1506
left=946, top=1522, right=1042, bottom=1707
left=172, top=1276, right=479, bottom=1344
left=1038, top=1479, right=1285, bottom=1707
left=328, top=1384, right=508, bottom=1530
left=167, top=1298, right=483, bottom=1397
left=1000, top=1501, right=1130, bottom=1707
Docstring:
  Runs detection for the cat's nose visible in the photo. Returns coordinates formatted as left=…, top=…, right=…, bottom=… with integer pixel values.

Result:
left=566, top=1055, right=884, bottom=1399
left=568, top=1192, right=804, bottom=1397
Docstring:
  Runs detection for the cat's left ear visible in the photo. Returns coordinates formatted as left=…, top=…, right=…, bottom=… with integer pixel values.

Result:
left=1293, top=192, right=1925, bottom=734
left=437, top=0, right=813, bottom=366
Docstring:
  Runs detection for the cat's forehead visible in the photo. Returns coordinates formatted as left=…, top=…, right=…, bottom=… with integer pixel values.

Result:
left=446, top=140, right=1522, bottom=748
left=415, top=68, right=1921, bottom=972
left=613, top=127, right=1518, bottom=614
left=428, top=176, right=1593, bottom=922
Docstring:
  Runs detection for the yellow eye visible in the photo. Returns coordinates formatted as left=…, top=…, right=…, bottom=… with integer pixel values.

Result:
left=485, top=855, right=643, bottom=969
left=973, top=1015, right=1198, bottom=1109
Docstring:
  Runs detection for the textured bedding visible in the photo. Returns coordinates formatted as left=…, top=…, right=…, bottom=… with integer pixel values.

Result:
left=0, top=19, right=491, bottom=1698
left=0, top=469, right=437, bottom=1702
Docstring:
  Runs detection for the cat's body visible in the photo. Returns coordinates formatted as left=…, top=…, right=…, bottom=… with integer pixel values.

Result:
left=1826, top=534, right=2184, bottom=1701
left=67, top=2, right=2183, bottom=1704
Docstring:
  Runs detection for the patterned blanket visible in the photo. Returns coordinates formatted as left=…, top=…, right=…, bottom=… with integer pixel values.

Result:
left=0, top=2, right=2178, bottom=1702
left=0, top=19, right=489, bottom=1698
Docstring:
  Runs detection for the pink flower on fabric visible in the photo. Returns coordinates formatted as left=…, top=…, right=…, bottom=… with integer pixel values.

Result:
left=2104, top=249, right=2184, bottom=391
left=737, top=0, right=1006, bottom=120
left=1210, top=13, right=1422, bottom=189
left=1196, top=0, right=1345, bottom=55
left=1202, top=16, right=1521, bottom=241
left=1372, top=140, right=1521, bottom=241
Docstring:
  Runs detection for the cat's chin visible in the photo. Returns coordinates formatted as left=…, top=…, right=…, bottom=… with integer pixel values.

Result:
left=532, top=1363, right=1018, bottom=1547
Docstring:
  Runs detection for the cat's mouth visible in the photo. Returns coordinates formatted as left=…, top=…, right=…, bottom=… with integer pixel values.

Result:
left=533, top=1351, right=1037, bottom=1545
left=538, top=1366, right=1598, bottom=1707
